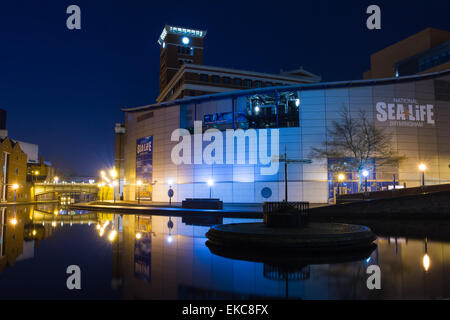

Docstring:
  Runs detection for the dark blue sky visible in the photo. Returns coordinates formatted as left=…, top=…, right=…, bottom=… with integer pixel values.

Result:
left=1, top=0, right=449, bottom=176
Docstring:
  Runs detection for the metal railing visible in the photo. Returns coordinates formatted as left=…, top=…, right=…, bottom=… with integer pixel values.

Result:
left=263, top=201, right=310, bottom=213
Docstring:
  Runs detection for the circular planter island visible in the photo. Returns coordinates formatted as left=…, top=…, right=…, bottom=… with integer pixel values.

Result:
left=206, top=222, right=376, bottom=254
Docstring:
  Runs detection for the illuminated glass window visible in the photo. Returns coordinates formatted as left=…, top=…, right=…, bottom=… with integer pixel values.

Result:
left=245, top=91, right=300, bottom=129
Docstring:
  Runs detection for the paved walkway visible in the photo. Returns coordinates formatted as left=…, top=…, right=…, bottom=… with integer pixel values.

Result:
left=69, top=201, right=264, bottom=218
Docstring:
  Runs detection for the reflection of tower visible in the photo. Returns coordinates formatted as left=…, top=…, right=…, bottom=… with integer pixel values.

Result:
left=111, top=214, right=124, bottom=291
left=263, top=264, right=310, bottom=299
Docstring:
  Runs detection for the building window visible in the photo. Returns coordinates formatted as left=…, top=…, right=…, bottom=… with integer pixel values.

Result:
left=244, top=79, right=252, bottom=87
left=265, top=82, right=273, bottom=87
left=234, top=78, right=242, bottom=86
left=211, top=75, right=220, bottom=83
left=255, top=80, right=262, bottom=88
left=245, top=90, right=300, bottom=129
left=15, top=168, right=18, bottom=175
left=222, top=77, right=231, bottom=84
left=200, top=74, right=209, bottom=82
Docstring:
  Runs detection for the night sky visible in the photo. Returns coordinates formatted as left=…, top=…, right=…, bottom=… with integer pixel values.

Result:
left=1, top=0, right=449, bottom=176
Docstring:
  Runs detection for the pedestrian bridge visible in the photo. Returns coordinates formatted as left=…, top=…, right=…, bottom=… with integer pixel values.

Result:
left=33, top=183, right=99, bottom=197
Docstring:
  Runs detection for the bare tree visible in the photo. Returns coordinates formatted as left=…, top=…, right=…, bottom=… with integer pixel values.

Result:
left=310, top=107, right=404, bottom=191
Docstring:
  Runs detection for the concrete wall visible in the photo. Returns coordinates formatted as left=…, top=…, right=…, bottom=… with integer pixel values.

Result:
left=123, top=72, right=450, bottom=204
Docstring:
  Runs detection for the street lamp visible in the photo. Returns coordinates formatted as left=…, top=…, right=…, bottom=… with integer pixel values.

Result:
left=137, top=180, right=142, bottom=204
left=337, top=173, right=345, bottom=197
left=12, top=184, right=19, bottom=202
left=418, top=163, right=427, bottom=186
left=110, top=169, right=118, bottom=203
left=362, top=170, right=369, bottom=192
left=112, top=181, right=118, bottom=203
left=207, top=179, right=214, bottom=199
left=167, top=179, right=174, bottom=206
left=54, top=176, right=59, bottom=184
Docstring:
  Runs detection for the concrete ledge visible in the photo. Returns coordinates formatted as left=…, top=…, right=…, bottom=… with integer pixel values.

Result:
left=68, top=202, right=262, bottom=218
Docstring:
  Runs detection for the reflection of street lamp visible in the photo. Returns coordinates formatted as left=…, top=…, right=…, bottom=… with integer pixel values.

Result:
left=362, top=170, right=369, bottom=192
left=12, top=184, right=19, bottom=202
left=167, top=217, right=174, bottom=244
left=207, top=179, right=214, bottom=199
left=423, top=237, right=430, bottom=272
left=419, top=163, right=427, bottom=186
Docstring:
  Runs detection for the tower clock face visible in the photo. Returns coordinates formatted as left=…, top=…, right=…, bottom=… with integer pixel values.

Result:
left=181, top=36, right=190, bottom=45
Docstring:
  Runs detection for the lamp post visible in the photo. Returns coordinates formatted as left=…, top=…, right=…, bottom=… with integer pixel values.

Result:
left=137, top=180, right=142, bottom=204
left=110, top=169, right=118, bottom=203
left=167, top=179, right=174, bottom=206
left=112, top=181, right=118, bottom=203
left=362, top=170, right=369, bottom=192
left=419, top=163, right=427, bottom=186
left=12, top=184, right=19, bottom=202
left=207, top=179, right=214, bottom=199
left=337, top=173, right=345, bottom=198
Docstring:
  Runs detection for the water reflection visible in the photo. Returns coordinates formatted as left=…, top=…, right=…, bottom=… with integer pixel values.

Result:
left=0, top=205, right=450, bottom=299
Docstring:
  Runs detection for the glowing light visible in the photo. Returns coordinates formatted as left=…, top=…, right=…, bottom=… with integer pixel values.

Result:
left=51, top=221, right=56, bottom=227
left=108, top=230, right=117, bottom=242
left=34, top=171, right=39, bottom=176
left=99, top=228, right=105, bottom=237
left=167, top=235, right=173, bottom=244
left=182, top=36, right=190, bottom=45
left=112, top=181, right=118, bottom=187
left=167, top=179, right=174, bottom=186
left=362, top=170, right=369, bottom=177
left=137, top=180, right=142, bottom=186
left=110, top=169, right=118, bottom=179
left=207, top=179, right=214, bottom=187
left=10, top=218, right=17, bottom=225
left=54, top=176, right=59, bottom=183
left=54, top=210, right=59, bottom=215
left=100, top=171, right=106, bottom=177
left=295, top=98, right=300, bottom=107
left=12, top=184, right=19, bottom=190
left=337, top=173, right=345, bottom=181
left=418, top=163, right=427, bottom=172
left=96, top=224, right=101, bottom=230
left=32, top=230, right=37, bottom=236
left=254, top=106, right=260, bottom=113
left=136, top=232, right=142, bottom=239
left=423, top=254, right=430, bottom=271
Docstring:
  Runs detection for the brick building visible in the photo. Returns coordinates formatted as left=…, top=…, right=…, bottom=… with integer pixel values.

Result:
left=364, top=28, right=450, bottom=79
left=0, top=137, right=28, bottom=202
left=157, top=25, right=320, bottom=102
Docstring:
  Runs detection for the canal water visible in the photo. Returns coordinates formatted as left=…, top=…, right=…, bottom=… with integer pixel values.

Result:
left=0, top=204, right=449, bottom=300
